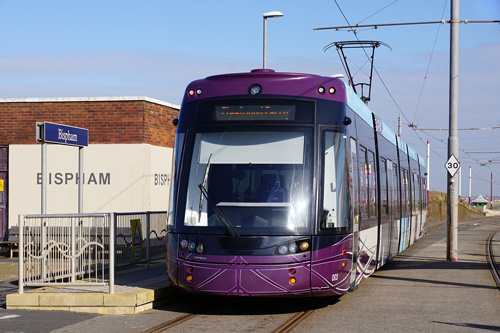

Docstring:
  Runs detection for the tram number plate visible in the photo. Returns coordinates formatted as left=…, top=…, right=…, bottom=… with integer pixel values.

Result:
left=331, top=273, right=339, bottom=282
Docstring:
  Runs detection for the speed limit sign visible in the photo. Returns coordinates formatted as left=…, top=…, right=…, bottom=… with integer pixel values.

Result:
left=445, top=155, right=460, bottom=177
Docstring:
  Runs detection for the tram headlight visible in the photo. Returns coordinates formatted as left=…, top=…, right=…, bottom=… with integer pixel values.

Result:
left=249, top=84, right=262, bottom=96
left=189, top=242, right=196, bottom=252
left=180, top=239, right=189, bottom=250
left=278, top=244, right=288, bottom=255
left=196, top=243, right=204, bottom=254
left=274, top=239, right=311, bottom=255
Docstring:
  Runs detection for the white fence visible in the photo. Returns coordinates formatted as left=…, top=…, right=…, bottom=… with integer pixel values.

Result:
left=18, top=211, right=167, bottom=294
left=18, top=213, right=114, bottom=293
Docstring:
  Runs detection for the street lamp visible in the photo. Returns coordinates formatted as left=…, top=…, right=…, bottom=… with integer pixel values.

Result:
left=263, top=11, right=283, bottom=69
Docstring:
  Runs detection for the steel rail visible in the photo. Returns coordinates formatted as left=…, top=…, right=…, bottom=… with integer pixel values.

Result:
left=271, top=310, right=315, bottom=333
left=487, top=229, right=500, bottom=290
left=142, top=308, right=315, bottom=333
left=141, top=313, right=198, bottom=333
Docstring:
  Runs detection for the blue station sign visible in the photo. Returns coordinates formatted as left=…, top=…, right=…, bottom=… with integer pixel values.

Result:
left=43, top=122, right=89, bottom=147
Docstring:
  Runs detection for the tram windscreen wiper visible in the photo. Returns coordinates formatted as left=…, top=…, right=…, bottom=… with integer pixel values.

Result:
left=198, top=154, right=212, bottom=224
left=198, top=155, right=240, bottom=237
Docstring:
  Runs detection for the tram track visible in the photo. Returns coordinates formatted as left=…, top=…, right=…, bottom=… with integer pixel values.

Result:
left=271, top=309, right=315, bottom=333
left=142, top=313, right=198, bottom=333
left=142, top=307, right=316, bottom=333
left=487, top=228, right=500, bottom=289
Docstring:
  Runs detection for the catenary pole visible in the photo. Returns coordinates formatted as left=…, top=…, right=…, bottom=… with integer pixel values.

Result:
left=447, top=0, right=459, bottom=262
left=468, top=166, right=471, bottom=205
left=427, top=140, right=430, bottom=214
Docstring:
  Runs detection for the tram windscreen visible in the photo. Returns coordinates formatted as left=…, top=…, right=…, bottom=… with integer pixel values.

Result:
left=183, top=131, right=312, bottom=236
left=214, top=105, right=296, bottom=121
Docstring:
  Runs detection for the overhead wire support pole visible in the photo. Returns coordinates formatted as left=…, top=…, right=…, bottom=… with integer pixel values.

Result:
left=491, top=172, right=494, bottom=211
left=447, top=0, right=459, bottom=262
left=427, top=141, right=430, bottom=216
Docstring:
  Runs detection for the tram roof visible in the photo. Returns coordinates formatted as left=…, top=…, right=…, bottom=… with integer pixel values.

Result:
left=407, top=145, right=418, bottom=162
left=345, top=85, right=373, bottom=126
left=195, top=69, right=347, bottom=103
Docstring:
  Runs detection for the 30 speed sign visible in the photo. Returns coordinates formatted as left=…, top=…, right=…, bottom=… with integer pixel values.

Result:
left=445, top=155, right=460, bottom=177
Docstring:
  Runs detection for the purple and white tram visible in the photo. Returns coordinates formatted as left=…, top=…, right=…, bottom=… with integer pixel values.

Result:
left=165, top=69, right=427, bottom=297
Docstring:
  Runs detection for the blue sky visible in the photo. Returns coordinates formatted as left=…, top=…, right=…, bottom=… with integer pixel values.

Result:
left=1, top=0, right=499, bottom=196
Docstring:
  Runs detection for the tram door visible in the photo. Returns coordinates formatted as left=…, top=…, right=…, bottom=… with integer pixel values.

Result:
left=0, top=147, right=7, bottom=241
left=348, top=138, right=359, bottom=289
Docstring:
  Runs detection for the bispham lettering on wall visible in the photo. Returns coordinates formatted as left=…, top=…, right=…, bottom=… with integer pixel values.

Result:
left=37, top=172, right=111, bottom=185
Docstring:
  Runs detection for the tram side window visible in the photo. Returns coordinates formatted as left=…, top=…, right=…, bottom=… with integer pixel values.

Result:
left=359, top=146, right=368, bottom=220
left=380, top=158, right=388, bottom=216
left=411, top=173, right=415, bottom=212
left=168, top=132, right=185, bottom=227
left=350, top=138, right=360, bottom=222
left=321, top=131, right=349, bottom=231
left=392, top=163, right=400, bottom=215
left=368, top=150, right=377, bottom=218
left=402, top=168, right=410, bottom=213
left=413, top=172, right=420, bottom=212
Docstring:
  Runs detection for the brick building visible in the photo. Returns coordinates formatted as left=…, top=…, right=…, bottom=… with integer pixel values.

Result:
left=0, top=97, right=179, bottom=241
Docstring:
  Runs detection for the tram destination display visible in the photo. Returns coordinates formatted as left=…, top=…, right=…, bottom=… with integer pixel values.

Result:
left=214, top=105, right=296, bottom=121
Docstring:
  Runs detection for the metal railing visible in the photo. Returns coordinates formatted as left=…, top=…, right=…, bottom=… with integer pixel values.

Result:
left=18, top=211, right=167, bottom=294
left=115, top=211, right=168, bottom=267
left=18, top=213, right=114, bottom=294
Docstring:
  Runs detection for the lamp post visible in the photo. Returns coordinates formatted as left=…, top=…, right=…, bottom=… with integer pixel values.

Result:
left=263, top=11, right=283, bottom=69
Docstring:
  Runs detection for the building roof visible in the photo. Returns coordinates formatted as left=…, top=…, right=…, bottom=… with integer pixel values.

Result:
left=472, top=195, right=489, bottom=204
left=0, top=96, right=180, bottom=110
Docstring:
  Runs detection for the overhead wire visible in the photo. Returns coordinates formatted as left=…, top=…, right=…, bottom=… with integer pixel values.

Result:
left=357, top=0, right=399, bottom=25
left=331, top=0, right=500, bottom=194
left=332, top=0, right=439, bottom=172
left=332, top=0, right=415, bottom=128
left=332, top=0, right=408, bottom=120
left=412, top=0, right=448, bottom=125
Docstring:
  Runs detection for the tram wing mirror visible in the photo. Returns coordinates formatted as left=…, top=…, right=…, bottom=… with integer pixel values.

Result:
left=172, top=118, right=179, bottom=126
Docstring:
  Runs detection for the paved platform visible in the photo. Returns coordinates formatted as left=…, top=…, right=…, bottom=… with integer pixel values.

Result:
left=5, top=261, right=174, bottom=315
left=346, top=217, right=500, bottom=331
